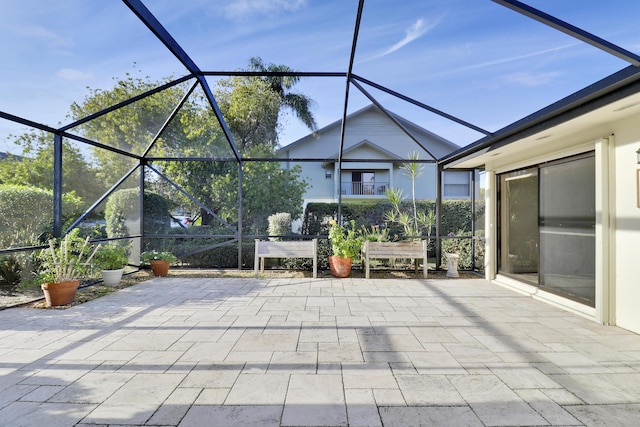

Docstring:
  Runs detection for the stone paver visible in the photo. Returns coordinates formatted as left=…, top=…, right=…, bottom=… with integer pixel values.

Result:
left=1, top=276, right=640, bottom=426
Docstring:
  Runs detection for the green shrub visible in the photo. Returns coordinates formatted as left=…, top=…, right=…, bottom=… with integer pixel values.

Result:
left=0, top=256, right=22, bottom=292
left=440, top=230, right=485, bottom=270
left=267, top=212, right=292, bottom=240
left=105, top=189, right=171, bottom=238
left=180, top=240, right=256, bottom=268
left=0, top=184, right=83, bottom=248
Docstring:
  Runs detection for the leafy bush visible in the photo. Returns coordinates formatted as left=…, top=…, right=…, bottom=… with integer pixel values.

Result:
left=105, top=189, right=171, bottom=238
left=180, top=240, right=256, bottom=268
left=440, top=230, right=485, bottom=270
left=140, top=250, right=177, bottom=265
left=0, top=184, right=83, bottom=248
left=267, top=212, right=292, bottom=240
left=0, top=256, right=22, bottom=293
left=94, top=244, right=129, bottom=270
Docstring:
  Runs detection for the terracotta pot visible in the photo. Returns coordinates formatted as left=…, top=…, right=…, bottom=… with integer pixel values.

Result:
left=329, top=256, right=352, bottom=278
left=41, top=280, right=80, bottom=307
left=150, top=260, right=170, bottom=277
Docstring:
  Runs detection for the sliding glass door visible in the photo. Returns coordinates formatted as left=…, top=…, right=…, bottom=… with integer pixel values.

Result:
left=499, top=168, right=539, bottom=282
left=539, top=154, right=595, bottom=304
left=498, top=153, right=595, bottom=306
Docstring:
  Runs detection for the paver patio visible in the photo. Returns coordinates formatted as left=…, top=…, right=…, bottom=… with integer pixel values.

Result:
left=1, top=276, right=640, bottom=426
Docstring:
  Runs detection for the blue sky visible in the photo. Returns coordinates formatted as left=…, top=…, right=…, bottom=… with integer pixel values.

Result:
left=2, top=0, right=640, bottom=154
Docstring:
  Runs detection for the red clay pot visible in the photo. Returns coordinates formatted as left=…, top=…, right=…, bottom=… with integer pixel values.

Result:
left=329, top=256, right=352, bottom=278
left=150, top=260, right=170, bottom=277
left=41, top=280, right=80, bottom=307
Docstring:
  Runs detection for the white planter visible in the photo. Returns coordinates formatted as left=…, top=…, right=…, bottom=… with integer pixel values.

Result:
left=101, top=268, right=124, bottom=287
left=445, top=253, right=460, bottom=278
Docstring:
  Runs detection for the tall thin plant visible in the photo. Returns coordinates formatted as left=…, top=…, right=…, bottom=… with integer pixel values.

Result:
left=384, top=151, right=435, bottom=241
left=38, top=229, right=98, bottom=283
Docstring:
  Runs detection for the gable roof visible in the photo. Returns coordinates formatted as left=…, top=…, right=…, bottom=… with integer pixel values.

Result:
left=278, top=103, right=458, bottom=155
left=321, top=139, right=404, bottom=167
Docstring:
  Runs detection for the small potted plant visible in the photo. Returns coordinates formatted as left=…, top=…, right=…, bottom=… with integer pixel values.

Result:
left=140, top=250, right=177, bottom=277
left=328, top=219, right=362, bottom=278
left=37, top=229, right=98, bottom=307
left=94, top=244, right=129, bottom=286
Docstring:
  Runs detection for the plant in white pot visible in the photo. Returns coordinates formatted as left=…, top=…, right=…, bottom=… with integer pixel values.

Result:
left=37, top=229, right=98, bottom=307
left=94, top=244, right=128, bottom=286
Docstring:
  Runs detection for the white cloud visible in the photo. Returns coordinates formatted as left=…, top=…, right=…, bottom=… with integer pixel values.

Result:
left=56, top=68, right=94, bottom=82
left=363, top=15, right=442, bottom=62
left=382, top=18, right=431, bottom=56
left=223, top=0, right=308, bottom=20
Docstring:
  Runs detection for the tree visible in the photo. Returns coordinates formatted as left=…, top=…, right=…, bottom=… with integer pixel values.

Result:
left=245, top=56, right=318, bottom=132
left=0, top=131, right=104, bottom=210
left=215, top=76, right=281, bottom=151
left=68, top=71, right=194, bottom=180
left=208, top=145, right=309, bottom=233
left=54, top=60, right=316, bottom=233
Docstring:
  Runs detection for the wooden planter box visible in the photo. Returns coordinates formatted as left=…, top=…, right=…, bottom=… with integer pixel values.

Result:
left=363, top=240, right=428, bottom=279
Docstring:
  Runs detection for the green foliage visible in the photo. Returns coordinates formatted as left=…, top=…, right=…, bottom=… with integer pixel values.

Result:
left=360, top=224, right=389, bottom=242
left=440, top=199, right=476, bottom=236
left=0, top=131, right=105, bottom=209
left=216, top=76, right=281, bottom=150
left=328, top=220, right=362, bottom=259
left=441, top=230, right=485, bottom=270
left=199, top=148, right=308, bottom=234
left=94, top=244, right=129, bottom=270
left=244, top=56, right=318, bottom=132
left=0, top=184, right=84, bottom=248
left=140, top=250, right=177, bottom=265
left=0, top=256, right=22, bottom=292
left=105, top=189, right=171, bottom=238
left=69, top=70, right=191, bottom=178
left=36, top=229, right=99, bottom=284
left=179, top=240, right=255, bottom=268
left=268, top=212, right=292, bottom=241
left=303, top=200, right=484, bottom=271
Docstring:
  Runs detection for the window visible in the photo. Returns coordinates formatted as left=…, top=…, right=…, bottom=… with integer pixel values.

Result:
left=443, top=171, right=471, bottom=198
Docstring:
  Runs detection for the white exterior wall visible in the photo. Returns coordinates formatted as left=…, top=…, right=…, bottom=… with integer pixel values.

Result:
left=612, top=115, right=640, bottom=333
left=479, top=113, right=640, bottom=334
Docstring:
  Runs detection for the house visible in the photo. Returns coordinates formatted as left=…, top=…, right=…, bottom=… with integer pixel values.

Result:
left=440, top=65, right=640, bottom=335
left=278, top=104, right=468, bottom=221
left=0, top=152, right=21, bottom=161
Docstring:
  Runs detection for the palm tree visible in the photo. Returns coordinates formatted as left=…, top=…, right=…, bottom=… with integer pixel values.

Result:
left=245, top=57, right=318, bottom=131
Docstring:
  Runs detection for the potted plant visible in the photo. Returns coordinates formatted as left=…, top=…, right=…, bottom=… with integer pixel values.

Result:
left=328, top=219, right=362, bottom=278
left=140, top=250, right=177, bottom=277
left=94, top=244, right=129, bottom=286
left=36, top=229, right=98, bottom=307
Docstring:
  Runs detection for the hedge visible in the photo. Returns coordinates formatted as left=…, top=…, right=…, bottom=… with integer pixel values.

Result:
left=105, top=188, right=171, bottom=238
left=0, top=184, right=83, bottom=248
left=302, top=199, right=483, bottom=238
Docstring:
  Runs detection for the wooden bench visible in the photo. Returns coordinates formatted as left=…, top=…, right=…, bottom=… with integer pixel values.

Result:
left=363, top=240, right=428, bottom=279
left=254, top=239, right=318, bottom=278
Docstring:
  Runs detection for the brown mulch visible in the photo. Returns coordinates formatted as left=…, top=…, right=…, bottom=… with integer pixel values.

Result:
left=1, top=268, right=481, bottom=310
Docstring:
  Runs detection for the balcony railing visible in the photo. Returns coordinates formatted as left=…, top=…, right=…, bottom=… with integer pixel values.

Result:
left=341, top=181, right=389, bottom=196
